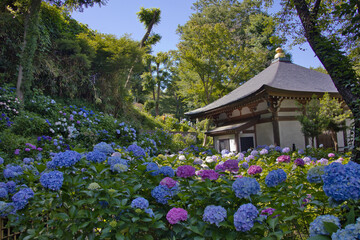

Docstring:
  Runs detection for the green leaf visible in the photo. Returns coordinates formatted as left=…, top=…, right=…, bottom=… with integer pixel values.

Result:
left=153, top=221, right=165, bottom=229
left=131, top=216, right=140, bottom=222
left=323, top=221, right=339, bottom=235
left=225, top=231, right=237, bottom=240
left=55, top=212, right=69, bottom=221
left=116, top=233, right=125, bottom=240
left=268, top=217, right=279, bottom=231
left=307, top=235, right=331, bottom=240
left=346, top=207, right=355, bottom=225
left=69, top=205, right=76, bottom=218
left=144, top=235, right=154, bottom=240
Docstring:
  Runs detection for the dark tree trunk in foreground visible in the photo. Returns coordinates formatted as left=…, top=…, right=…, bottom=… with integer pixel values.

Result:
left=293, top=0, right=360, bottom=163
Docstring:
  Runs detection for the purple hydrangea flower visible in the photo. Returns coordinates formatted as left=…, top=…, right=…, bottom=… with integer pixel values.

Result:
left=166, top=208, right=188, bottom=224
left=198, top=169, right=219, bottom=181
left=223, top=160, right=239, bottom=173
left=294, top=158, right=305, bottom=166
left=160, top=177, right=178, bottom=188
left=176, top=165, right=195, bottom=178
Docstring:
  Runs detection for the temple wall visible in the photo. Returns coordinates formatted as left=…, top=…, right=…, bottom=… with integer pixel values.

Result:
left=256, top=122, right=274, bottom=146
left=214, top=134, right=236, bottom=152
left=280, top=99, right=298, bottom=108
left=279, top=121, right=305, bottom=149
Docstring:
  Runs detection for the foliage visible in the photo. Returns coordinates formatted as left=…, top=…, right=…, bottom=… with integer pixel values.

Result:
left=271, top=0, right=360, bottom=162
left=0, top=141, right=358, bottom=239
left=176, top=0, right=282, bottom=108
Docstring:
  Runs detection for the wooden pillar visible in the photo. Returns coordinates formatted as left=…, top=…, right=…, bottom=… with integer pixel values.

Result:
left=268, top=96, right=283, bottom=147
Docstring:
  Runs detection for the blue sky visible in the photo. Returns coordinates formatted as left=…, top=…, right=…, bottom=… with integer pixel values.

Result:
left=71, top=0, right=323, bottom=68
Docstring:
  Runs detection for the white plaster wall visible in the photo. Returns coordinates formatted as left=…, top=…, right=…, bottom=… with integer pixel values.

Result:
left=256, top=122, right=274, bottom=146
left=279, top=121, right=305, bottom=149
left=280, top=99, right=298, bottom=108
left=232, top=109, right=240, bottom=117
left=219, top=113, right=227, bottom=120
left=241, top=107, right=251, bottom=115
left=256, top=101, right=267, bottom=111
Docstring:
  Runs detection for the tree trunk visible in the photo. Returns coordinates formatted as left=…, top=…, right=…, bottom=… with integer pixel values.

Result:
left=330, top=131, right=338, bottom=152
left=293, top=0, right=360, bottom=163
left=16, top=0, right=42, bottom=102
left=124, top=10, right=160, bottom=89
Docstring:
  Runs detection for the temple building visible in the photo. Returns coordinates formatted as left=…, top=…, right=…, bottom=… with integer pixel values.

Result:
left=185, top=48, right=351, bottom=152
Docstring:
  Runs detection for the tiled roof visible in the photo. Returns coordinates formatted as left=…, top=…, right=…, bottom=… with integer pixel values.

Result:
left=185, top=58, right=338, bottom=116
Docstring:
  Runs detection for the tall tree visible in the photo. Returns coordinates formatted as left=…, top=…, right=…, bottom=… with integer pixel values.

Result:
left=273, top=0, right=360, bottom=162
left=176, top=0, right=281, bottom=108
left=141, top=52, right=170, bottom=116
left=124, top=7, right=161, bottom=88
left=11, top=0, right=107, bottom=101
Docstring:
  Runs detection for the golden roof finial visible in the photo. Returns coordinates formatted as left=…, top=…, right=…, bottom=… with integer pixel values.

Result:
left=274, top=47, right=285, bottom=59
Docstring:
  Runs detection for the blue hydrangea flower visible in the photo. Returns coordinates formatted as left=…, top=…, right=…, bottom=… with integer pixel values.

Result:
left=151, top=185, right=172, bottom=204
left=5, top=181, right=16, bottom=194
left=309, top=215, right=341, bottom=237
left=322, top=161, right=360, bottom=201
left=48, top=150, right=81, bottom=168
left=131, top=197, right=149, bottom=209
left=234, top=203, right=258, bottom=232
left=40, top=171, right=64, bottom=191
left=0, top=157, right=3, bottom=165
left=159, top=166, right=174, bottom=177
left=0, top=201, right=14, bottom=217
left=265, top=169, right=287, bottom=187
left=232, top=177, right=260, bottom=199
left=0, top=188, right=8, bottom=199
left=146, top=162, right=160, bottom=176
left=127, top=144, right=146, bottom=158
left=307, top=166, right=325, bottom=183
left=145, top=208, right=155, bottom=217
left=3, top=165, right=23, bottom=179
left=203, top=205, right=227, bottom=226
left=93, top=142, right=114, bottom=155
left=221, top=149, right=230, bottom=155
left=107, top=156, right=128, bottom=167
left=12, top=188, right=34, bottom=210
left=332, top=218, right=360, bottom=240
left=86, top=151, right=107, bottom=163
left=23, top=158, right=34, bottom=164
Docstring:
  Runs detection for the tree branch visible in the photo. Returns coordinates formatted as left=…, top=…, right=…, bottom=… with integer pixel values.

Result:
left=311, top=0, right=322, bottom=19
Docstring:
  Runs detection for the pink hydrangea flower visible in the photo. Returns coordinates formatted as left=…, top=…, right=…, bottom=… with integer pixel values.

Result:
left=247, top=165, right=262, bottom=175
left=160, top=177, right=178, bottom=188
left=234, top=175, right=243, bottom=178
left=198, top=169, right=219, bottom=180
left=328, top=153, right=335, bottom=158
left=276, top=155, right=291, bottom=163
left=176, top=165, right=195, bottom=178
left=166, top=208, right=188, bottom=224
left=317, top=158, right=328, bottom=165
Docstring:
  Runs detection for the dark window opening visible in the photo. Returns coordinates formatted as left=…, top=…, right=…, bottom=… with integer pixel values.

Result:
left=240, top=137, right=254, bottom=152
